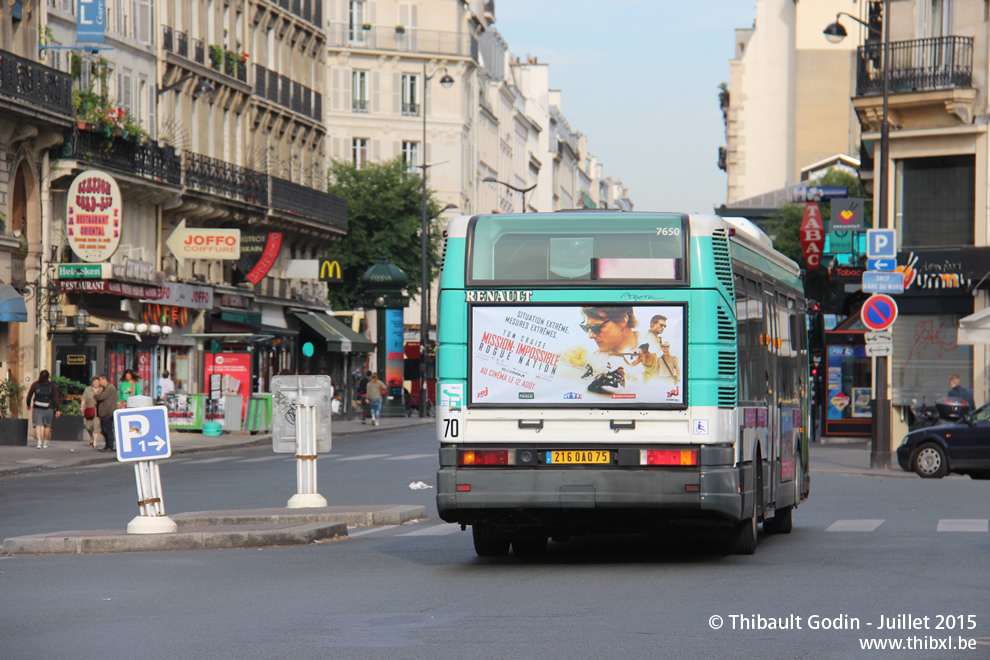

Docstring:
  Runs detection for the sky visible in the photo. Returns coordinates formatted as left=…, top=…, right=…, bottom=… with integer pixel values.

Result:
left=492, top=0, right=757, bottom=214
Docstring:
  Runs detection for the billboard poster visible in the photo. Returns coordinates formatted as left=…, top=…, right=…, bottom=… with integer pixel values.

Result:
left=470, top=304, right=686, bottom=407
left=204, top=352, right=252, bottom=418
left=384, top=308, right=404, bottom=396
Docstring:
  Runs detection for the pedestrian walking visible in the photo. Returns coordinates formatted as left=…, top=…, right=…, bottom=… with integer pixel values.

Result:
left=358, top=370, right=371, bottom=424
left=95, top=373, right=118, bottom=452
left=26, top=370, right=60, bottom=448
left=118, top=369, right=142, bottom=408
left=366, top=372, right=387, bottom=426
left=82, top=375, right=101, bottom=449
left=947, top=374, right=976, bottom=410
left=158, top=370, right=175, bottom=404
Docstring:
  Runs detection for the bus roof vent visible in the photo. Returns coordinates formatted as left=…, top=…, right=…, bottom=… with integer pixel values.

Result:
left=723, top=217, right=774, bottom=251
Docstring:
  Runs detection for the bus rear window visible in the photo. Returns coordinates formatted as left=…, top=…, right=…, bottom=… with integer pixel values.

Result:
left=468, top=213, right=688, bottom=284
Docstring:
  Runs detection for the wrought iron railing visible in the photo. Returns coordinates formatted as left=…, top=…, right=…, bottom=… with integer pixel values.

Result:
left=194, top=39, right=205, bottom=65
left=313, top=92, right=322, bottom=121
left=352, top=99, right=368, bottom=112
left=856, top=36, right=973, bottom=96
left=66, top=129, right=182, bottom=186
left=163, top=26, right=173, bottom=52
left=0, top=49, right=73, bottom=117
left=292, top=81, right=303, bottom=114
left=279, top=75, right=291, bottom=107
left=254, top=65, right=320, bottom=120
left=254, top=64, right=266, bottom=97
left=327, top=25, right=477, bottom=60
left=184, top=151, right=268, bottom=207
left=402, top=102, right=419, bottom=116
left=177, top=31, right=189, bottom=59
left=270, top=176, right=347, bottom=231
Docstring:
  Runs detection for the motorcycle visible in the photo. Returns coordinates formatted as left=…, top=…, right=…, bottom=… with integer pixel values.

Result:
left=909, top=395, right=970, bottom=430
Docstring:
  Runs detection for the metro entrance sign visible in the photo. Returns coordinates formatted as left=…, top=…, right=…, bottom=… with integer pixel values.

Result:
left=860, top=294, right=898, bottom=332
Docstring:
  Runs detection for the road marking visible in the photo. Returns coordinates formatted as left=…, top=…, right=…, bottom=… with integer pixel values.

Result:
left=238, top=455, right=289, bottom=463
left=825, top=519, right=885, bottom=532
left=397, top=524, right=461, bottom=537
left=337, top=454, right=390, bottom=462
left=384, top=453, right=434, bottom=460
left=937, top=519, right=988, bottom=533
left=182, top=457, right=239, bottom=465
left=346, top=525, right=398, bottom=537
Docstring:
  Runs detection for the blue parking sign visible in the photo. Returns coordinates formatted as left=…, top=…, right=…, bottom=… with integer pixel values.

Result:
left=113, top=406, right=172, bottom=462
left=867, top=229, right=897, bottom=259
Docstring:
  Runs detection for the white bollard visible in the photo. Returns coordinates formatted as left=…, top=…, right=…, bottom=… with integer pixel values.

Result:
left=287, top=398, right=327, bottom=508
left=127, top=460, right=177, bottom=534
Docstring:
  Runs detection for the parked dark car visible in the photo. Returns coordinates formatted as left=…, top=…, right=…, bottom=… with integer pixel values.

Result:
left=896, top=403, right=990, bottom=479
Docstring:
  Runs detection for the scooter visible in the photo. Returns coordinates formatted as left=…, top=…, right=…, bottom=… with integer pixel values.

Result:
left=909, top=396, right=970, bottom=430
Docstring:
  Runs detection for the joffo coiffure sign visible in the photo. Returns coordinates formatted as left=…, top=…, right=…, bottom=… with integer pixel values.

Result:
left=66, top=169, right=121, bottom=263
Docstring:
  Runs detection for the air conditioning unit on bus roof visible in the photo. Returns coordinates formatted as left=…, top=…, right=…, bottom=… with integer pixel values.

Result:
left=722, top=216, right=774, bottom=251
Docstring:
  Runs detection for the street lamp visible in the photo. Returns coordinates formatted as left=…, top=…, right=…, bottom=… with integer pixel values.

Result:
left=482, top=177, right=537, bottom=213
left=158, top=74, right=216, bottom=99
left=825, top=1, right=892, bottom=469
left=419, top=63, right=454, bottom=418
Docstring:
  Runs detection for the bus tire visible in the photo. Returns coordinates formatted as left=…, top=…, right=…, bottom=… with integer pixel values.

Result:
left=732, top=457, right=761, bottom=555
left=472, top=524, right=510, bottom=557
left=512, top=536, right=548, bottom=558
left=763, top=506, right=793, bottom=534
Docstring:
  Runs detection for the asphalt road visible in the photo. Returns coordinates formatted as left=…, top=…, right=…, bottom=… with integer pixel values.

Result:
left=2, top=427, right=989, bottom=659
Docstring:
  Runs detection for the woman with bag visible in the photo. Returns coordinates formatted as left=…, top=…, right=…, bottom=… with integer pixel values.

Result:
left=81, top=376, right=101, bottom=449
left=117, top=369, right=142, bottom=408
left=366, top=372, right=388, bottom=426
left=25, top=370, right=60, bottom=449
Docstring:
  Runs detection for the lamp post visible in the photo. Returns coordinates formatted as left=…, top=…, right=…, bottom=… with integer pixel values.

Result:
left=419, top=63, right=454, bottom=418
left=482, top=177, right=537, bottom=213
left=824, top=1, right=892, bottom=469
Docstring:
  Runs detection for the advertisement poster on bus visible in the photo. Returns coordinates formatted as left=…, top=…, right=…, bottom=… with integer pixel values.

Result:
left=204, top=352, right=252, bottom=418
left=470, top=304, right=685, bottom=407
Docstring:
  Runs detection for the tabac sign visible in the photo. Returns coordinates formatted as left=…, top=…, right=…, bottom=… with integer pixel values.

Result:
left=799, top=202, right=825, bottom=270
left=67, top=170, right=121, bottom=263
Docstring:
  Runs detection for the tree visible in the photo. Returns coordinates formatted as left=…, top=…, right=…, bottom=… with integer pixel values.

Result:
left=766, top=168, right=870, bottom=305
left=326, top=158, right=445, bottom=311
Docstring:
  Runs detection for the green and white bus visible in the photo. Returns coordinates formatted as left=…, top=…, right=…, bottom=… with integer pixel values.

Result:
left=435, top=212, right=810, bottom=556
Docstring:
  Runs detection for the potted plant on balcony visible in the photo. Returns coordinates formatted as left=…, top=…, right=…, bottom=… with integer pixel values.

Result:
left=51, top=376, right=87, bottom=442
left=0, top=378, right=28, bottom=446
left=209, top=44, right=223, bottom=71
left=362, top=23, right=372, bottom=30
left=395, top=25, right=406, bottom=34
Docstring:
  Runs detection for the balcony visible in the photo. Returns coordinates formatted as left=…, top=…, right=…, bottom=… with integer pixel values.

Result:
left=177, top=31, right=189, bottom=59
left=63, top=128, right=182, bottom=187
left=352, top=99, right=368, bottom=113
left=194, top=39, right=205, bottom=65
left=184, top=152, right=268, bottom=207
left=0, top=49, right=73, bottom=119
left=402, top=102, right=419, bottom=116
left=854, top=36, right=975, bottom=131
left=270, top=176, right=347, bottom=232
left=163, top=26, right=173, bottom=52
left=328, top=25, right=478, bottom=61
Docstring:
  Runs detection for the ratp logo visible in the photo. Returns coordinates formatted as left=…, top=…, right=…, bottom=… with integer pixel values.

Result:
left=562, top=392, right=582, bottom=400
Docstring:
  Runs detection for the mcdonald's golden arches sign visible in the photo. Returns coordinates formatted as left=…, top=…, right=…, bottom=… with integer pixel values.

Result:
left=319, top=258, right=343, bottom=282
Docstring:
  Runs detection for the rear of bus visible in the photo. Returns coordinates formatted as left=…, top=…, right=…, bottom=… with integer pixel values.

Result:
left=435, top=212, right=750, bottom=555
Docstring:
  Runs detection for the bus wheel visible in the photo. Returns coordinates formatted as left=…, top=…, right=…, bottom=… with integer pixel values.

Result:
left=732, top=459, right=761, bottom=554
left=472, top=524, right=510, bottom=557
left=512, top=536, right=548, bottom=558
left=763, top=506, right=793, bottom=534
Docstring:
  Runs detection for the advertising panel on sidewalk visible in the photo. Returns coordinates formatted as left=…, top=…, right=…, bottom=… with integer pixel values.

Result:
left=204, top=353, right=252, bottom=418
left=384, top=308, right=405, bottom=397
left=469, top=303, right=686, bottom=407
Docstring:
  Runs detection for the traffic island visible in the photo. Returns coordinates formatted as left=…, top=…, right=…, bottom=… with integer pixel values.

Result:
left=1, top=504, right=427, bottom=556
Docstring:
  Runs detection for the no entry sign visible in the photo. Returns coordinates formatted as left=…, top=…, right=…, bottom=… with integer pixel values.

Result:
left=860, top=294, right=898, bottom=332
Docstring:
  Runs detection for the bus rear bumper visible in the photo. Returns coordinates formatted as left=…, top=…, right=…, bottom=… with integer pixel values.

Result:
left=437, top=464, right=749, bottom=527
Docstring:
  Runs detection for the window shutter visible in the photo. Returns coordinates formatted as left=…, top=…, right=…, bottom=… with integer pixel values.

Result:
left=399, top=3, right=409, bottom=27
left=394, top=140, right=401, bottom=160
left=137, top=0, right=152, bottom=44
left=342, top=67, right=351, bottom=110
left=115, top=0, right=124, bottom=35
left=371, top=139, right=380, bottom=163
left=123, top=71, right=133, bottom=112
left=61, top=0, right=73, bottom=13
left=331, top=67, right=340, bottom=111
left=393, top=72, right=401, bottom=113
left=147, top=84, right=156, bottom=140
left=332, top=136, right=341, bottom=160
left=368, top=0, right=377, bottom=25
left=327, top=0, right=337, bottom=23
left=371, top=70, right=380, bottom=113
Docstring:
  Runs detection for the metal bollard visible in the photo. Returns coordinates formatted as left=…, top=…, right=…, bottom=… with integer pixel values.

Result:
left=286, top=398, right=327, bottom=508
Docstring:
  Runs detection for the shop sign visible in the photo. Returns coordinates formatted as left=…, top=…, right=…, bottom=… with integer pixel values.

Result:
left=66, top=354, right=88, bottom=365
left=830, top=198, right=866, bottom=232
left=319, top=258, right=343, bottom=282
left=828, top=264, right=865, bottom=283
left=113, top=258, right=164, bottom=286
left=142, top=304, right=190, bottom=327
left=148, top=282, right=213, bottom=309
left=799, top=203, right=825, bottom=269
left=55, top=279, right=162, bottom=298
left=166, top=219, right=241, bottom=265
left=790, top=186, right=848, bottom=203
left=220, top=293, right=249, bottom=309
left=66, top=169, right=122, bottom=263
left=238, top=232, right=283, bottom=284
left=57, top=263, right=112, bottom=279
left=895, top=250, right=973, bottom=295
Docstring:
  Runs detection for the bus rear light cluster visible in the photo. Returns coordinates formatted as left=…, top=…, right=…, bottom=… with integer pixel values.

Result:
left=640, top=449, right=697, bottom=466
left=458, top=449, right=510, bottom=466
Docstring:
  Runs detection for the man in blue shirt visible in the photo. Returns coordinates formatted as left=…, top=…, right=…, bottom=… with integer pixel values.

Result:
left=948, top=374, right=976, bottom=410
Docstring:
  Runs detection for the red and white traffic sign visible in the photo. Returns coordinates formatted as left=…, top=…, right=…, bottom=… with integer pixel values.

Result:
left=860, top=294, right=898, bottom=332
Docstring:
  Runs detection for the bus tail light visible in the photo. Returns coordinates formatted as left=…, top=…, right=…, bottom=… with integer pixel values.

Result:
left=458, top=449, right=510, bottom=466
left=456, top=484, right=472, bottom=492
left=641, top=449, right=697, bottom=466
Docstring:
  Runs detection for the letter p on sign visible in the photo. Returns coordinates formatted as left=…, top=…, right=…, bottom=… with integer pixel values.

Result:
left=120, top=414, right=150, bottom=453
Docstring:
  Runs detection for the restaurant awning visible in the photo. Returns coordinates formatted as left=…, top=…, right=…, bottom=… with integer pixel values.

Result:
left=0, top=284, right=27, bottom=322
left=292, top=311, right=374, bottom=353
left=957, top=307, right=990, bottom=345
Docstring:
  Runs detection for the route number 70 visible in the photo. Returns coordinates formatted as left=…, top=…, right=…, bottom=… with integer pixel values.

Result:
left=443, top=418, right=460, bottom=438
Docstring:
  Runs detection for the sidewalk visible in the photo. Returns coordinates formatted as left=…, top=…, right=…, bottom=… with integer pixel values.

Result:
left=0, top=413, right=435, bottom=478
left=809, top=440, right=914, bottom=478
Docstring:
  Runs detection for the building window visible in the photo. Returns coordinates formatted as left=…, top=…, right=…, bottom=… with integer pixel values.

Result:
left=348, top=1, right=366, bottom=43
left=353, top=138, right=369, bottom=169
left=352, top=70, right=368, bottom=112
left=402, top=141, right=419, bottom=173
left=895, top=155, right=974, bottom=248
left=401, top=73, right=419, bottom=115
